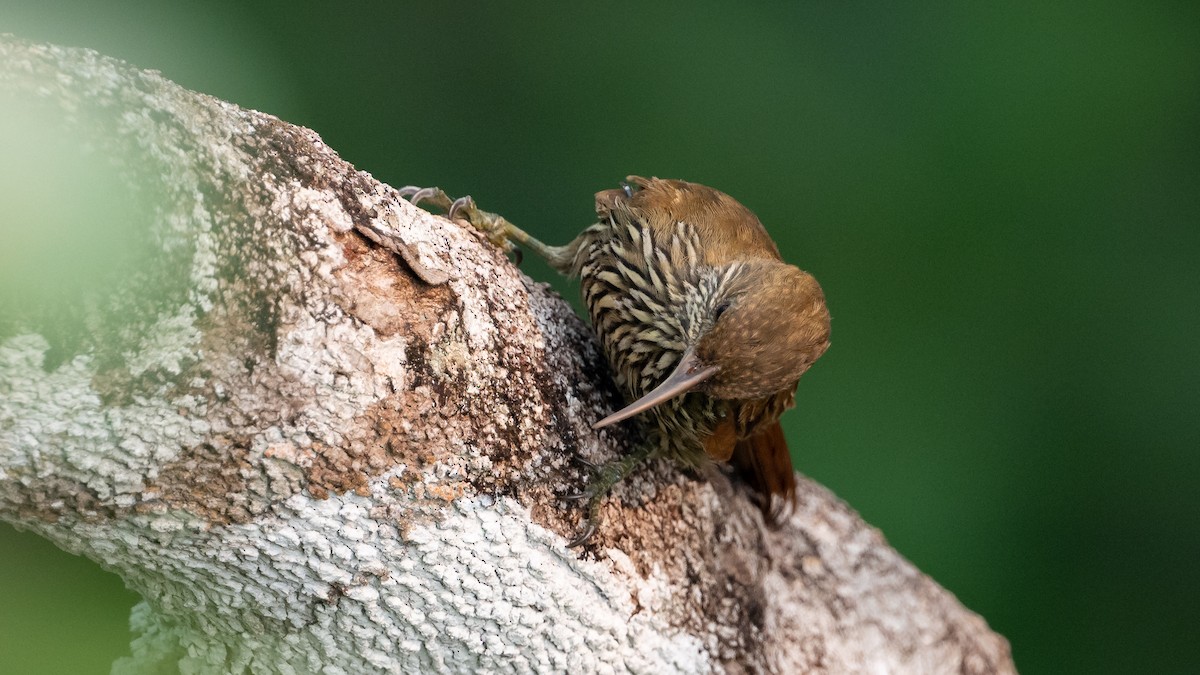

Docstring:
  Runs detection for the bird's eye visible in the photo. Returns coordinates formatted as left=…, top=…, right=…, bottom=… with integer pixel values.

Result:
left=712, top=300, right=732, bottom=322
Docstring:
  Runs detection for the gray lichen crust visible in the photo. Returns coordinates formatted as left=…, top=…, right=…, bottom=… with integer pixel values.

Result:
left=0, top=36, right=1015, bottom=674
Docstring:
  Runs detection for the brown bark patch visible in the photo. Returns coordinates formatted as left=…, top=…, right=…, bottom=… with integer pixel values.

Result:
left=336, top=229, right=453, bottom=340
left=149, top=437, right=261, bottom=524
left=6, top=473, right=118, bottom=524
left=575, top=466, right=777, bottom=672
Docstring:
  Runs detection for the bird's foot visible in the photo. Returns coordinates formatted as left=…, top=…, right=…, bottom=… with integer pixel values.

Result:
left=563, top=480, right=607, bottom=548
left=399, top=186, right=517, bottom=256
left=563, top=445, right=655, bottom=547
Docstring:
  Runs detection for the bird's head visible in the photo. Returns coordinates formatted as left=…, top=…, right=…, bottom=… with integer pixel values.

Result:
left=594, top=260, right=830, bottom=428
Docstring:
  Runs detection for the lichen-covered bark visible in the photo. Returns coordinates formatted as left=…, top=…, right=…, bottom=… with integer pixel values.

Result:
left=0, top=35, right=1016, bottom=675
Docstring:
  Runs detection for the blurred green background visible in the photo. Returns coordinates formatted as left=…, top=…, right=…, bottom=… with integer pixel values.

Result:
left=2, top=1, right=1197, bottom=673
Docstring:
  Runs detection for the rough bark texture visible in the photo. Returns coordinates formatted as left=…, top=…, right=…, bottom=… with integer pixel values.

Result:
left=0, top=36, right=1016, bottom=675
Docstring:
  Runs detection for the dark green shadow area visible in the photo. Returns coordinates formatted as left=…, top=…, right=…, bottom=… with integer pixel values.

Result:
left=0, top=524, right=139, bottom=675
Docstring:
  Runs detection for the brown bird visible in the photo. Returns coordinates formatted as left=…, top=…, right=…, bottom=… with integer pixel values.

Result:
left=402, top=176, right=830, bottom=544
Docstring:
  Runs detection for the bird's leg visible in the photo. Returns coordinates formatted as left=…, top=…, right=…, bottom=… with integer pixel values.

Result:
left=565, top=442, right=657, bottom=547
left=399, top=186, right=565, bottom=264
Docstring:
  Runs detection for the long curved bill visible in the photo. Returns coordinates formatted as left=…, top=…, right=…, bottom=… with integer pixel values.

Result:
left=592, top=348, right=720, bottom=430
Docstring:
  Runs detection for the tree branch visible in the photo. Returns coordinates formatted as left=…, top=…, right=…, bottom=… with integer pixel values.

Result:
left=0, top=35, right=1015, bottom=674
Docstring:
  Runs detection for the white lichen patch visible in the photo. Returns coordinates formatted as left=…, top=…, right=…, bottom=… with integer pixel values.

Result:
left=107, top=487, right=711, bottom=675
left=124, top=306, right=204, bottom=377
left=285, top=186, right=355, bottom=237
left=376, top=202, right=455, bottom=285
left=0, top=334, right=201, bottom=506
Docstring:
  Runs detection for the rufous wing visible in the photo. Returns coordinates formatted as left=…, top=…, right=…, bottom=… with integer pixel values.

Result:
left=703, top=416, right=738, bottom=462
left=730, top=421, right=797, bottom=524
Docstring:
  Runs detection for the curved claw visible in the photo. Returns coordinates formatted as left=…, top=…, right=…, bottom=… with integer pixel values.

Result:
left=572, top=454, right=599, bottom=470
left=448, top=195, right=476, bottom=220
left=567, top=521, right=598, bottom=548
left=511, top=247, right=524, bottom=266
left=397, top=185, right=422, bottom=199
left=407, top=187, right=442, bottom=207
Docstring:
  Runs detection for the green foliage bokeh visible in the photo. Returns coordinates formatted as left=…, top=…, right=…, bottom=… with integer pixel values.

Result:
left=1, top=2, right=1197, bottom=673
